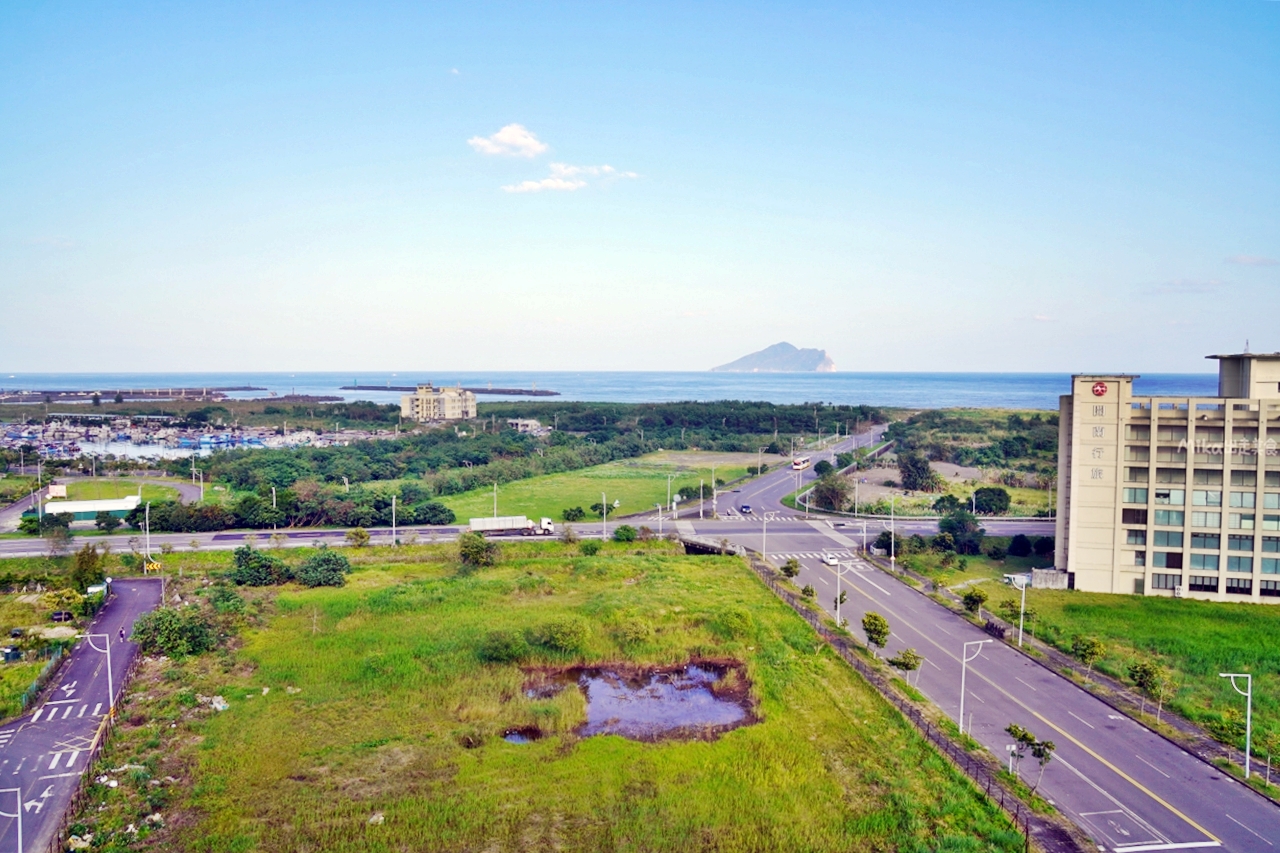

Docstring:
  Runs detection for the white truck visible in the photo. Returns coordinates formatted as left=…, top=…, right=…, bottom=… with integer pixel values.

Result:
left=469, top=516, right=556, bottom=536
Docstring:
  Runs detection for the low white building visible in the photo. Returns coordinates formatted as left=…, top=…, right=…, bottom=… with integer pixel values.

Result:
left=401, top=384, right=477, bottom=422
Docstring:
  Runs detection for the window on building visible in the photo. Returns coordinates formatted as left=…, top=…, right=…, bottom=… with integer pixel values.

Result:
left=1260, top=579, right=1280, bottom=597
left=1150, top=573, right=1181, bottom=590
left=1226, top=576, right=1252, bottom=595
left=1191, top=533, right=1220, bottom=549
left=1127, top=425, right=1151, bottom=441
left=1126, top=530, right=1147, bottom=546
left=1154, top=510, right=1184, bottom=526
left=1153, top=552, right=1183, bottom=569
left=1231, top=470, right=1258, bottom=487
left=1230, top=492, right=1257, bottom=508
left=1157, top=446, right=1187, bottom=463
left=1191, top=511, right=1222, bottom=528
left=1263, top=537, right=1280, bottom=553
left=1267, top=472, right=1280, bottom=488
left=1228, top=535, right=1254, bottom=551
left=1126, top=467, right=1149, bottom=483
left=1132, top=551, right=1147, bottom=566
left=1157, top=426, right=1188, bottom=442
left=1153, top=530, right=1182, bottom=547
left=1228, top=556, right=1253, bottom=573
left=1263, top=515, right=1280, bottom=532
left=1262, top=558, right=1280, bottom=575
left=1125, top=446, right=1150, bottom=462
left=1194, top=469, right=1225, bottom=485
left=1189, top=575, right=1219, bottom=592
left=1229, top=513, right=1256, bottom=530
left=1193, top=490, right=1222, bottom=506
left=1123, top=488, right=1148, bottom=504
left=1197, top=428, right=1225, bottom=443
left=1190, top=553, right=1219, bottom=571
left=1122, top=508, right=1149, bottom=525
left=1264, top=493, right=1280, bottom=510
left=1156, top=468, right=1187, bottom=484
left=1154, top=489, right=1184, bottom=505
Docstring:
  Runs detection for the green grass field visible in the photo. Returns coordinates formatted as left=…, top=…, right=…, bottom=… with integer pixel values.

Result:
left=1024, top=589, right=1280, bottom=756
left=440, top=455, right=749, bottom=524
left=76, top=543, right=1022, bottom=852
left=63, top=479, right=179, bottom=503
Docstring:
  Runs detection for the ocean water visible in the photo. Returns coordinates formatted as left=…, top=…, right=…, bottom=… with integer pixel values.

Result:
left=0, top=371, right=1219, bottom=410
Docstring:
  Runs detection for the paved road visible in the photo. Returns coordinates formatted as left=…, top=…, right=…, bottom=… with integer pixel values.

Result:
left=0, top=477, right=203, bottom=534
left=714, top=523, right=1280, bottom=853
left=0, top=578, right=161, bottom=853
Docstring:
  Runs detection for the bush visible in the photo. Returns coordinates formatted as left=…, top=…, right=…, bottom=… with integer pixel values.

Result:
left=94, top=511, right=122, bottom=533
left=561, top=506, right=586, bottom=522
left=415, top=501, right=456, bottom=525
left=813, top=459, right=834, bottom=476
left=297, top=547, right=352, bottom=587
left=780, top=558, right=800, bottom=578
left=458, top=531, right=500, bottom=568
left=207, top=584, right=246, bottom=615
left=477, top=629, right=529, bottom=663
left=230, top=545, right=292, bottom=586
left=579, top=540, right=602, bottom=556
left=531, top=616, right=590, bottom=654
left=131, top=607, right=216, bottom=657
left=70, top=543, right=105, bottom=593
left=962, top=588, right=989, bottom=614
left=1033, top=536, right=1054, bottom=557
left=614, top=618, right=653, bottom=646
left=986, top=544, right=1008, bottom=561
left=973, top=487, right=1011, bottom=515
left=1008, top=534, right=1033, bottom=557
left=612, top=525, right=637, bottom=542
left=345, top=527, right=371, bottom=548
left=712, top=606, right=754, bottom=640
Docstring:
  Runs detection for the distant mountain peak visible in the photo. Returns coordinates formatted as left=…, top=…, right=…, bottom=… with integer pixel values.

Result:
left=711, top=342, right=836, bottom=373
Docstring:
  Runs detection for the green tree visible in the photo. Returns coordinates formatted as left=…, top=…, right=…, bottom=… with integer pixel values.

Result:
left=70, top=543, right=105, bottom=593
left=91, top=393, right=101, bottom=407
left=18, top=516, right=39, bottom=536
left=561, top=506, right=586, bottom=522
left=898, top=452, right=943, bottom=492
left=813, top=459, right=834, bottom=476
left=230, top=545, right=291, bottom=586
left=297, top=547, right=351, bottom=587
left=1005, top=723, right=1034, bottom=775
left=1029, top=737, right=1056, bottom=792
left=1128, top=660, right=1159, bottom=713
left=345, top=527, right=370, bottom=548
left=612, top=524, right=637, bottom=542
left=861, top=611, right=890, bottom=658
left=1008, top=534, right=1033, bottom=557
left=886, top=647, right=923, bottom=682
left=130, top=607, right=216, bottom=657
left=45, top=526, right=72, bottom=559
left=938, top=510, right=985, bottom=555
left=458, top=531, right=500, bottom=568
left=801, top=584, right=815, bottom=599
left=1071, top=635, right=1105, bottom=675
left=962, top=587, right=988, bottom=615
left=973, top=487, right=1011, bottom=515
left=932, top=494, right=963, bottom=514
left=931, top=532, right=955, bottom=552
left=811, top=474, right=850, bottom=511
left=1033, top=536, right=1055, bottom=557
left=94, top=511, right=122, bottom=533
left=780, top=558, right=800, bottom=578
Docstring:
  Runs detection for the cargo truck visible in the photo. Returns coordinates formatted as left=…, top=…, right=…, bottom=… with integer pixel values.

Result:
left=468, top=516, right=556, bottom=536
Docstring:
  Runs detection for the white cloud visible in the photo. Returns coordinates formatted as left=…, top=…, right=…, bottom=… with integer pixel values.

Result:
left=450, top=68, right=460, bottom=75
left=501, top=162, right=639, bottom=193
left=1226, top=254, right=1279, bottom=267
left=467, top=124, right=548, bottom=158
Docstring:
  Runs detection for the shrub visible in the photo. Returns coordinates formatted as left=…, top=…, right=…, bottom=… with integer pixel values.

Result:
left=560, top=524, right=579, bottom=544
left=612, top=525, right=637, bottom=543
left=414, top=501, right=456, bottom=525
left=636, top=526, right=655, bottom=541
left=986, top=544, right=1008, bottom=561
left=780, top=558, right=800, bottom=578
left=207, top=584, right=246, bottom=615
left=813, top=459, right=834, bottom=476
left=1008, top=534, right=1033, bottom=557
left=478, top=630, right=529, bottom=663
left=70, top=543, right=105, bottom=593
left=973, top=487, right=1011, bottom=515
left=531, top=616, right=590, bottom=654
left=614, top=618, right=653, bottom=646
left=712, top=606, right=754, bottom=640
left=931, top=532, right=955, bottom=552
left=131, top=607, right=216, bottom=657
left=94, top=511, right=122, bottom=533
left=579, top=540, right=602, bottom=556
left=458, top=531, right=500, bottom=568
left=297, top=547, right=352, bottom=587
left=962, top=587, right=989, bottom=614
left=561, top=506, right=586, bottom=522
left=345, top=527, right=371, bottom=548
left=801, top=584, right=816, bottom=599
left=230, top=545, right=292, bottom=586
left=1033, top=536, right=1054, bottom=557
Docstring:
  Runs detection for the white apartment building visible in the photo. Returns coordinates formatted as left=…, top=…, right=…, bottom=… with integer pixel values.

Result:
left=400, top=384, right=477, bottom=422
left=1054, top=352, right=1280, bottom=603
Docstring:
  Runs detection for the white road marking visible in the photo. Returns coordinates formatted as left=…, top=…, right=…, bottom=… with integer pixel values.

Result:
left=1224, top=814, right=1271, bottom=846
left=927, top=658, right=942, bottom=670
left=66, top=750, right=79, bottom=767
left=62, top=706, right=75, bottom=720
left=1112, top=844, right=1220, bottom=852
left=43, top=699, right=76, bottom=705
left=1015, top=676, right=1038, bottom=691
left=818, top=576, right=830, bottom=585
left=1133, top=754, right=1170, bottom=779
left=77, top=705, right=86, bottom=718
left=49, top=752, right=61, bottom=770
left=92, top=703, right=102, bottom=716
left=30, top=709, right=42, bottom=723
left=1069, top=711, right=1096, bottom=729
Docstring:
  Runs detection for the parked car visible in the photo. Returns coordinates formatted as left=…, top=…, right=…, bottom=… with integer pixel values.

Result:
left=822, top=553, right=840, bottom=566
left=50, top=611, right=74, bottom=623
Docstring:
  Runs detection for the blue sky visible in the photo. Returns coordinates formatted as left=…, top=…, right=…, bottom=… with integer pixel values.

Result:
left=1, top=1, right=1276, bottom=373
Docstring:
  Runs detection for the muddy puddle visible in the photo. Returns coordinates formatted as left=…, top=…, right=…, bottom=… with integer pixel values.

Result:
left=523, top=661, right=755, bottom=742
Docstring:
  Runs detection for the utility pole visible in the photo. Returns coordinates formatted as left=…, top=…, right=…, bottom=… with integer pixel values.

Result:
left=890, top=496, right=896, bottom=570
left=602, top=491, right=608, bottom=541
left=392, top=495, right=397, bottom=547
left=1220, top=673, right=1253, bottom=779
left=1015, top=575, right=1029, bottom=646
left=699, top=480, right=704, bottom=520
left=960, top=640, right=992, bottom=735
left=493, top=482, right=498, bottom=518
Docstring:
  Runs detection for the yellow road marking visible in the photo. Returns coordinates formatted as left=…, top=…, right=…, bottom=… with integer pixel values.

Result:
left=814, top=562, right=1221, bottom=845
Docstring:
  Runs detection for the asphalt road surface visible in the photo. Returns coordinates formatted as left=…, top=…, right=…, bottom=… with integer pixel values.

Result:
left=0, top=578, right=161, bottom=853
left=707, top=522, right=1280, bottom=852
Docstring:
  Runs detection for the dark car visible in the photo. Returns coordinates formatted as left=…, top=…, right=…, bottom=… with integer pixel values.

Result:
left=50, top=611, right=74, bottom=623
left=741, top=505, right=752, bottom=514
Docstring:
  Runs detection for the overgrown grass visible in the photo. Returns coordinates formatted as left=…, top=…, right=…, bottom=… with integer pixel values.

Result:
left=75, top=543, right=1024, bottom=852
left=440, top=455, right=748, bottom=523
left=1027, top=589, right=1280, bottom=756
left=63, top=479, right=178, bottom=503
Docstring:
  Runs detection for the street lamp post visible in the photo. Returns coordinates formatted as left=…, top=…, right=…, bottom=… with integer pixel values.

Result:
left=601, top=491, right=608, bottom=541
left=1014, top=575, right=1029, bottom=647
left=656, top=503, right=663, bottom=536
left=890, top=496, right=896, bottom=570
left=82, top=633, right=116, bottom=715
left=960, top=639, right=992, bottom=735
left=1220, top=673, right=1253, bottom=779
left=391, top=495, right=397, bottom=547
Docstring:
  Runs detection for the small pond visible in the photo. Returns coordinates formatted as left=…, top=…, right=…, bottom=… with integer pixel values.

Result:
left=524, top=662, right=754, bottom=742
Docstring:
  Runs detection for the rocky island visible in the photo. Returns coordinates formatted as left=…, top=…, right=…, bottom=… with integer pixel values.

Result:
left=711, top=342, right=836, bottom=373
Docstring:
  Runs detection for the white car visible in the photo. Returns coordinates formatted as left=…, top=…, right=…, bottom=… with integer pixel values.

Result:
left=822, top=553, right=840, bottom=566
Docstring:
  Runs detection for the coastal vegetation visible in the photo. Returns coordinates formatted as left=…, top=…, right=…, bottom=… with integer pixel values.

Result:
left=66, top=542, right=1023, bottom=852
left=885, top=409, right=1058, bottom=482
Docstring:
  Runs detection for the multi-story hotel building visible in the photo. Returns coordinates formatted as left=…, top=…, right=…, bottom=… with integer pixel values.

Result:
left=400, top=383, right=477, bottom=422
left=1054, top=352, right=1280, bottom=602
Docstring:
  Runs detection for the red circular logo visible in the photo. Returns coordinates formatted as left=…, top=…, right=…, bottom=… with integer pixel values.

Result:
left=1092, top=382, right=1108, bottom=397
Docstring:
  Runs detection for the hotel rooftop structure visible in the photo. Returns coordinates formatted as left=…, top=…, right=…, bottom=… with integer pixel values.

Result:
left=1054, top=352, right=1280, bottom=602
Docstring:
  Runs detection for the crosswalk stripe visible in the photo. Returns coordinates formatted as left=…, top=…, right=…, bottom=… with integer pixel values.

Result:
left=31, top=709, right=42, bottom=723
left=49, top=752, right=62, bottom=770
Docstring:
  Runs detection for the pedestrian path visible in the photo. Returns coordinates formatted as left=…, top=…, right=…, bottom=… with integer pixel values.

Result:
left=768, top=550, right=855, bottom=561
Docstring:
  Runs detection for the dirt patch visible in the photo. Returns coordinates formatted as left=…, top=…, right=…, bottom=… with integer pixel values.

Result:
left=522, top=659, right=757, bottom=742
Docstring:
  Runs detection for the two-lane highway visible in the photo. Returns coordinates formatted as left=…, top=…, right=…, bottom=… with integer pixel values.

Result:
left=0, top=578, right=161, bottom=853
